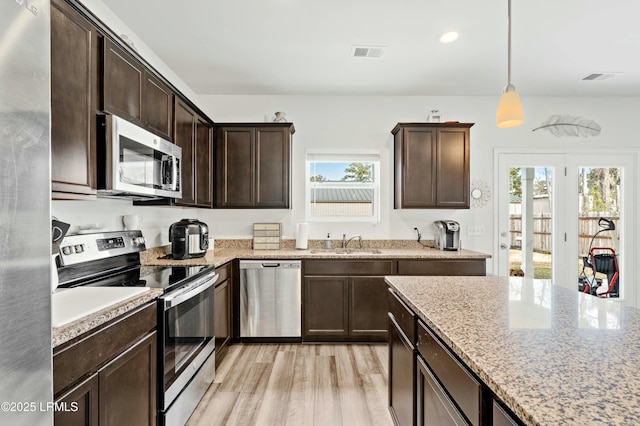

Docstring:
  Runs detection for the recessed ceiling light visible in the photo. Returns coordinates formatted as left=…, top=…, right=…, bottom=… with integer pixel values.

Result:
left=438, top=31, right=459, bottom=44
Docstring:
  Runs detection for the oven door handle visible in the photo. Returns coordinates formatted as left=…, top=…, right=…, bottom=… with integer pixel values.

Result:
left=162, top=272, right=218, bottom=310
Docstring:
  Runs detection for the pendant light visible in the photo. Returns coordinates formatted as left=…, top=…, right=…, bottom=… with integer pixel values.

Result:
left=496, top=0, right=524, bottom=128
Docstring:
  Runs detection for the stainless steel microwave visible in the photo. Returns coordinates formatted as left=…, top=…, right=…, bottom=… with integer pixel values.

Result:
left=98, top=114, right=182, bottom=199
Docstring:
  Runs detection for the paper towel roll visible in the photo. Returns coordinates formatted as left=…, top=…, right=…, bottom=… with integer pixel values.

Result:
left=296, top=223, right=309, bottom=249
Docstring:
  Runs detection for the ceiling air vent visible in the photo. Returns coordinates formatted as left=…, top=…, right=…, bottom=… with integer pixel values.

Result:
left=580, top=72, right=620, bottom=81
left=351, top=45, right=385, bottom=58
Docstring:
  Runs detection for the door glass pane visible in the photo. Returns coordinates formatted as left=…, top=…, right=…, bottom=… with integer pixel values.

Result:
left=577, top=167, right=621, bottom=297
left=509, top=167, right=553, bottom=280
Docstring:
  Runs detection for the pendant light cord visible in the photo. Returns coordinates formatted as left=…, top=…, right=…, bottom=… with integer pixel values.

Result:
left=507, top=0, right=512, bottom=86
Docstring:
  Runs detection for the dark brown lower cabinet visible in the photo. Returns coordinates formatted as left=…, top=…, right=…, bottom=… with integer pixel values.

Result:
left=389, top=288, right=523, bottom=426
left=417, top=356, right=467, bottom=426
left=54, top=374, right=99, bottom=426
left=215, top=262, right=233, bottom=364
left=304, top=276, right=349, bottom=339
left=350, top=276, right=388, bottom=339
left=388, top=315, right=416, bottom=426
left=303, top=260, right=394, bottom=342
left=54, top=303, right=157, bottom=426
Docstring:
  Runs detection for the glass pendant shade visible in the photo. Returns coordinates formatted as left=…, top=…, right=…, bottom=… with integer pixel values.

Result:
left=496, top=85, right=524, bottom=128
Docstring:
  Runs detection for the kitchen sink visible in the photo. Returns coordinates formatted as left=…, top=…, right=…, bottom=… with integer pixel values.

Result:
left=310, top=248, right=383, bottom=255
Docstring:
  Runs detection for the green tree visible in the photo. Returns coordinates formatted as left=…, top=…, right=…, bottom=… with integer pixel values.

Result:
left=342, top=162, right=372, bottom=182
left=509, top=168, right=522, bottom=198
left=310, top=174, right=327, bottom=182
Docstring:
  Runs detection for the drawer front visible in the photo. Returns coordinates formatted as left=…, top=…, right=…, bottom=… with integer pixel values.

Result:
left=388, top=288, right=416, bottom=344
left=492, top=400, right=519, bottom=426
left=417, top=356, right=467, bottom=426
left=216, top=261, right=232, bottom=285
left=397, top=259, right=486, bottom=276
left=417, top=320, right=481, bottom=426
left=304, top=260, right=394, bottom=276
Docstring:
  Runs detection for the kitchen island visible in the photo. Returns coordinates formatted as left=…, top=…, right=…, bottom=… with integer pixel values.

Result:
left=385, top=275, right=640, bottom=425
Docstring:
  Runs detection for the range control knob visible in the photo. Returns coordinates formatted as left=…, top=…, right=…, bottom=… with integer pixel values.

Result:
left=133, top=236, right=146, bottom=246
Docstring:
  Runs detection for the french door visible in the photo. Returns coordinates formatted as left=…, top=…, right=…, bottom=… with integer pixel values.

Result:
left=496, top=151, right=637, bottom=306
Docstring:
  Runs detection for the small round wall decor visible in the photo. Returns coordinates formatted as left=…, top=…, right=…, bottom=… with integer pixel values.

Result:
left=470, top=180, right=490, bottom=208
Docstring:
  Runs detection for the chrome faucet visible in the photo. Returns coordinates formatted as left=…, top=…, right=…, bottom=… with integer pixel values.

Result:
left=342, top=234, right=363, bottom=250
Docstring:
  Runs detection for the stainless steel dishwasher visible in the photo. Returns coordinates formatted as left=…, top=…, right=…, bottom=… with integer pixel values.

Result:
left=240, top=260, right=301, bottom=338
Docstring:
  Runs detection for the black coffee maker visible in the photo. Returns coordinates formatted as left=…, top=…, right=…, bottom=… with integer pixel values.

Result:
left=169, top=219, right=209, bottom=259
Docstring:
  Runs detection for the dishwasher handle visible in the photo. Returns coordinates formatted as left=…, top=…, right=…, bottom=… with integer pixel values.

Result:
left=240, top=260, right=301, bottom=269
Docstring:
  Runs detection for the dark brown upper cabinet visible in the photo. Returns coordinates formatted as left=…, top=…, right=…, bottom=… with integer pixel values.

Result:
left=214, top=123, right=294, bottom=209
left=50, top=0, right=100, bottom=199
left=103, top=38, right=144, bottom=125
left=393, top=123, right=473, bottom=209
left=103, top=39, right=175, bottom=141
left=142, top=70, right=173, bottom=141
left=174, top=99, right=213, bottom=208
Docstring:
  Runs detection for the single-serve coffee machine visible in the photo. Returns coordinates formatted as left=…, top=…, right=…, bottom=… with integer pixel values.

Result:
left=433, top=220, right=461, bottom=251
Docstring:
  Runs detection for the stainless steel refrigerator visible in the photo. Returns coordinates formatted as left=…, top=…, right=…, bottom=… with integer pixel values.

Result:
left=0, top=1, right=53, bottom=425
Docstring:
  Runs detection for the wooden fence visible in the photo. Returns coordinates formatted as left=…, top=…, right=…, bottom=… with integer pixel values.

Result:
left=510, top=216, right=619, bottom=255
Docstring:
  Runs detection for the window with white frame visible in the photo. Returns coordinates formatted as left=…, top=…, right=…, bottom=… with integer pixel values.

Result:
left=305, top=150, right=380, bottom=222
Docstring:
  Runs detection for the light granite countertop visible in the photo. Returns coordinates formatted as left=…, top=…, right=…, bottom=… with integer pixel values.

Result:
left=52, top=288, right=163, bottom=348
left=141, top=246, right=490, bottom=267
left=385, top=275, right=640, bottom=426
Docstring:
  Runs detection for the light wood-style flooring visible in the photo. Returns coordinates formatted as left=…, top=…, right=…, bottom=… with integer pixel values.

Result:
left=187, top=343, right=393, bottom=426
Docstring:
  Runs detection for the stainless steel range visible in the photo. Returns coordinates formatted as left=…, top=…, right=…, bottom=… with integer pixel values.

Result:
left=57, top=230, right=217, bottom=426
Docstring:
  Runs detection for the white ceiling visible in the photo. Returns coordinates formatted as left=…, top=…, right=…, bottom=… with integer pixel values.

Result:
left=104, top=0, right=640, bottom=97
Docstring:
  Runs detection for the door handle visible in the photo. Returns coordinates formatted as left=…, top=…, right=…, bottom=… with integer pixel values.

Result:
left=500, top=243, right=509, bottom=250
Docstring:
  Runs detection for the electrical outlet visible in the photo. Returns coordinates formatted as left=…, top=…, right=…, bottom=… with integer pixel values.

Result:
left=467, top=226, right=485, bottom=236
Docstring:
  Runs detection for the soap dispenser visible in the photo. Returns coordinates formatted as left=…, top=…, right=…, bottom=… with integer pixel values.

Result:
left=325, top=233, right=332, bottom=249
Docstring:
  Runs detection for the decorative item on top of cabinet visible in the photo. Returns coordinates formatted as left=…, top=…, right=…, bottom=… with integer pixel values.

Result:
left=174, top=99, right=213, bottom=208
left=214, top=123, right=294, bottom=208
left=392, top=123, right=473, bottom=209
left=50, top=0, right=100, bottom=199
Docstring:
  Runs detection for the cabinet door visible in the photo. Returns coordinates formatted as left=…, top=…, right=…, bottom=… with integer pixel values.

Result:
left=214, top=278, right=231, bottom=356
left=103, top=38, right=143, bottom=124
left=303, top=276, right=349, bottom=339
left=389, top=317, right=416, bottom=426
left=54, top=373, right=99, bottom=426
left=50, top=0, right=98, bottom=198
left=396, top=127, right=437, bottom=208
left=416, top=356, right=467, bottom=426
left=99, top=332, right=156, bottom=426
left=142, top=70, right=173, bottom=141
left=436, top=128, right=470, bottom=208
left=492, top=401, right=519, bottom=426
left=195, top=118, right=213, bottom=207
left=215, top=127, right=254, bottom=207
left=349, top=277, right=388, bottom=339
left=255, top=127, right=290, bottom=208
left=174, top=99, right=196, bottom=205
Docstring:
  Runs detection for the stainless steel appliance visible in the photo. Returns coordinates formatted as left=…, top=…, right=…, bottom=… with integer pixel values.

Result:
left=434, top=220, right=461, bottom=251
left=57, top=231, right=217, bottom=426
left=97, top=114, right=182, bottom=199
left=0, top=1, right=52, bottom=424
left=240, top=260, right=301, bottom=338
left=169, top=219, right=209, bottom=259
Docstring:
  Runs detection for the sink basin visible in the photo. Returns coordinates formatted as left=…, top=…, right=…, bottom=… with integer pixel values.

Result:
left=52, top=287, right=150, bottom=327
left=310, top=249, right=383, bottom=255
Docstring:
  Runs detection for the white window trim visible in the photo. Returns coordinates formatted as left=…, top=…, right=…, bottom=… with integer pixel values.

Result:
left=305, top=149, right=381, bottom=223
